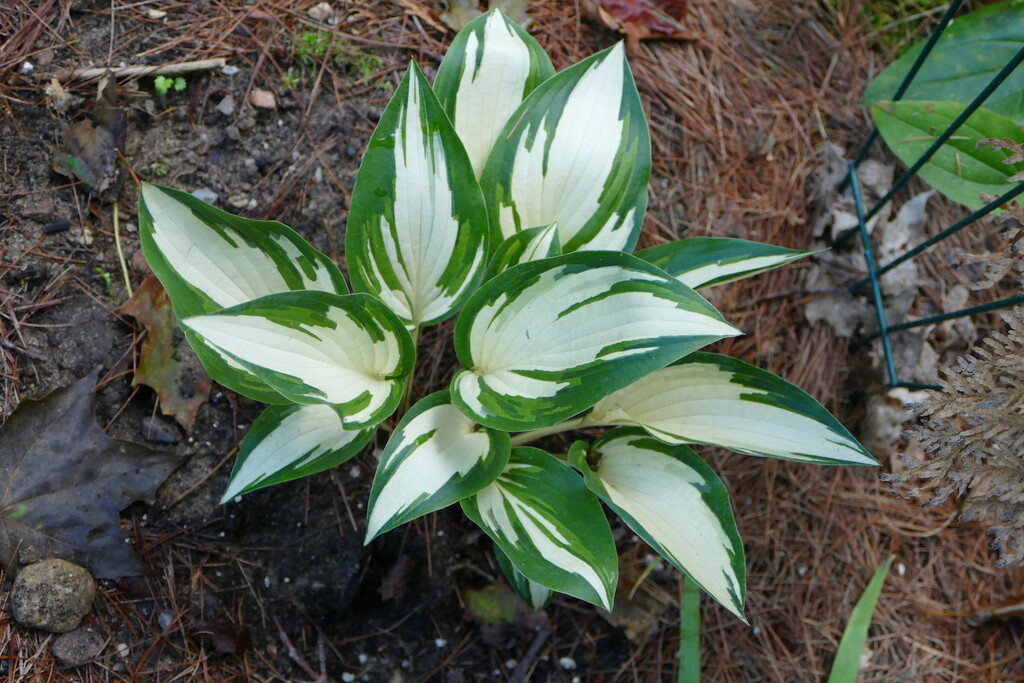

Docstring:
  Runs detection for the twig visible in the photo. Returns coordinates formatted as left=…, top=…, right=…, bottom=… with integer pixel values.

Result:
left=0, top=336, right=46, bottom=361
left=67, top=58, right=227, bottom=81
left=113, top=202, right=133, bottom=297
left=509, top=626, right=551, bottom=683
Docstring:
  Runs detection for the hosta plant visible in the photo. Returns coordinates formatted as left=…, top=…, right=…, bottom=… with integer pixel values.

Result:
left=138, top=10, right=876, bottom=620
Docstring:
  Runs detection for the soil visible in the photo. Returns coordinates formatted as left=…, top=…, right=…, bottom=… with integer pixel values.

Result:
left=3, top=1, right=1024, bottom=682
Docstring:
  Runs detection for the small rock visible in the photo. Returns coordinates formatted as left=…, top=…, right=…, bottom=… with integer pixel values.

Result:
left=236, top=114, right=257, bottom=131
left=191, top=188, right=218, bottom=204
left=53, top=626, right=104, bottom=667
left=11, top=559, right=96, bottom=633
left=242, top=157, right=259, bottom=178
left=146, top=8, right=167, bottom=19
left=249, top=89, right=276, bottom=109
left=345, top=145, right=358, bottom=157
left=307, top=2, right=334, bottom=22
left=224, top=125, right=241, bottom=142
left=221, top=65, right=239, bottom=76
left=215, top=94, right=235, bottom=116
left=141, top=416, right=179, bottom=444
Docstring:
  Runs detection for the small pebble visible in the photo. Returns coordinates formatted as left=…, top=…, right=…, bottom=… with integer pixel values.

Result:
left=221, top=65, right=239, bottom=76
left=558, top=656, right=577, bottom=670
left=191, top=188, right=218, bottom=204
left=53, top=626, right=104, bottom=667
left=249, top=89, right=276, bottom=109
left=225, top=125, right=241, bottom=142
left=435, top=638, right=447, bottom=648
left=141, top=416, right=179, bottom=444
left=342, top=675, right=356, bottom=683
left=307, top=1, right=334, bottom=22
left=215, top=94, right=235, bottom=116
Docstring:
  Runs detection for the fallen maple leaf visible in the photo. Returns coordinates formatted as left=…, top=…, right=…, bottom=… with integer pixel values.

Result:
left=585, top=0, right=695, bottom=51
left=0, top=371, right=181, bottom=578
left=119, top=275, right=212, bottom=432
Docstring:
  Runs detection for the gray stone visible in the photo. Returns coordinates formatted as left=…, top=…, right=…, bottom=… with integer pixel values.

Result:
left=141, top=416, right=179, bottom=444
left=52, top=625, right=104, bottom=667
left=191, top=188, right=218, bottom=204
left=11, top=559, right=96, bottom=633
left=225, top=125, right=241, bottom=142
left=215, top=94, right=235, bottom=116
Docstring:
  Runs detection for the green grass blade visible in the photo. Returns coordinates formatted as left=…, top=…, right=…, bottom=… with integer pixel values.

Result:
left=678, top=573, right=701, bottom=683
left=827, top=555, right=895, bottom=683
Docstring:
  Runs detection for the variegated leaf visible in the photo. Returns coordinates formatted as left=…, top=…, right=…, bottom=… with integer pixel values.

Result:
left=451, top=252, right=741, bottom=432
left=182, top=291, right=415, bottom=429
left=140, top=183, right=349, bottom=402
left=486, top=222, right=560, bottom=277
left=347, top=62, right=489, bottom=327
left=433, top=9, right=554, bottom=178
left=480, top=42, right=650, bottom=253
left=569, top=428, right=746, bottom=619
left=635, top=237, right=816, bottom=290
left=461, top=447, right=617, bottom=610
left=222, top=404, right=374, bottom=502
left=588, top=353, right=876, bottom=465
left=365, top=391, right=510, bottom=542
left=495, top=544, right=553, bottom=611
left=139, top=183, right=347, bottom=319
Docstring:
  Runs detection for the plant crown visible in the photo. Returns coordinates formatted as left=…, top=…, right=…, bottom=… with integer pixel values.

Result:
left=138, top=10, right=876, bottom=619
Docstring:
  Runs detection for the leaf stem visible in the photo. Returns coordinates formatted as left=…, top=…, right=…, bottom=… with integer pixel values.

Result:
left=397, top=326, right=420, bottom=418
left=509, top=414, right=594, bottom=446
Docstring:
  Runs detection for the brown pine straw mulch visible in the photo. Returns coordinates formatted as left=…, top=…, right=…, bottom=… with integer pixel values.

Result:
left=3, top=0, right=1024, bottom=680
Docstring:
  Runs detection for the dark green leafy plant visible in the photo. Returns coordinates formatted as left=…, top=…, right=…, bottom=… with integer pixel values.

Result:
left=863, top=0, right=1024, bottom=209
left=138, top=9, right=875, bottom=618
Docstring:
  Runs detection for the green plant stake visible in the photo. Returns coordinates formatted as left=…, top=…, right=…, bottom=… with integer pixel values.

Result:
left=137, top=8, right=877, bottom=620
left=828, top=555, right=896, bottom=683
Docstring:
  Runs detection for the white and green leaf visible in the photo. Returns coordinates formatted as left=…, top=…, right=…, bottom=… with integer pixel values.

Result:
left=221, top=403, right=374, bottom=502
left=480, top=43, right=650, bottom=253
left=461, top=447, right=618, bottom=611
left=588, top=352, right=876, bottom=465
left=433, top=8, right=554, bottom=178
left=486, top=222, right=560, bottom=277
left=139, top=183, right=349, bottom=402
left=495, top=544, right=553, bottom=611
left=451, top=252, right=741, bottom=432
left=635, top=238, right=816, bottom=290
left=139, top=183, right=347, bottom=318
left=365, top=391, right=510, bottom=542
left=569, top=428, right=746, bottom=619
left=182, top=291, right=415, bottom=429
left=347, top=61, right=490, bottom=327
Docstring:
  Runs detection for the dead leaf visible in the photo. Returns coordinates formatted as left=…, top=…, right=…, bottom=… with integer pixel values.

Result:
left=118, top=275, right=212, bottom=432
left=463, top=583, right=523, bottom=625
left=440, top=0, right=530, bottom=31
left=51, top=73, right=126, bottom=195
left=0, top=371, right=181, bottom=578
left=585, top=0, right=695, bottom=51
